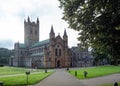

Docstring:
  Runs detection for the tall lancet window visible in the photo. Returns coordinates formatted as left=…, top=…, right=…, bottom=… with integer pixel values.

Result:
left=55, top=49, right=58, bottom=56
left=59, top=49, right=61, bottom=56
left=55, top=45, right=62, bottom=56
left=30, top=28, right=33, bottom=34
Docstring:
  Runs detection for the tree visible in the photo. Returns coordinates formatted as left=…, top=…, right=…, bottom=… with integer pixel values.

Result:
left=92, top=48, right=110, bottom=66
left=59, top=0, right=120, bottom=65
left=0, top=48, right=12, bottom=65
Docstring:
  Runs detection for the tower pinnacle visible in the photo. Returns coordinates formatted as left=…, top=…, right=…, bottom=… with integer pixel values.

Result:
left=63, top=29, right=67, bottom=37
left=27, top=16, right=30, bottom=22
left=50, top=25, right=54, bottom=34
left=50, top=25, right=55, bottom=39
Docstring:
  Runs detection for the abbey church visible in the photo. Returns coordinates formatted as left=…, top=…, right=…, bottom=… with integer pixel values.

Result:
left=11, top=17, right=71, bottom=68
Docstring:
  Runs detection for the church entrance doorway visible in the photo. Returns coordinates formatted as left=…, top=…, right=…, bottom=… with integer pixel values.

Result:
left=57, top=60, right=60, bottom=68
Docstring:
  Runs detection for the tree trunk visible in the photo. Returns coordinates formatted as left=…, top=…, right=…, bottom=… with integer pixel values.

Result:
left=115, top=60, right=118, bottom=66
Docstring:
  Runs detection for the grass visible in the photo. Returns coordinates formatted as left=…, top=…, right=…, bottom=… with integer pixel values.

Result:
left=0, top=66, right=54, bottom=86
left=0, top=66, right=44, bottom=76
left=0, top=66, right=28, bottom=75
left=0, top=72, right=53, bottom=86
left=69, top=65, right=120, bottom=79
left=98, top=82, right=120, bottom=86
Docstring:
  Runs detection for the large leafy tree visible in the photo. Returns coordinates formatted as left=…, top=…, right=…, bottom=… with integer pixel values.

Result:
left=59, top=0, right=120, bottom=65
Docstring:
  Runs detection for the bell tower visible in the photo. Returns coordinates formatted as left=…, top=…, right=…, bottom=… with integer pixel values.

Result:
left=24, top=16, right=39, bottom=47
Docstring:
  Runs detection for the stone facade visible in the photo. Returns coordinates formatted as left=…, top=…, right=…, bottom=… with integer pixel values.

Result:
left=24, top=16, right=39, bottom=47
left=70, top=45, right=94, bottom=67
left=11, top=17, right=71, bottom=68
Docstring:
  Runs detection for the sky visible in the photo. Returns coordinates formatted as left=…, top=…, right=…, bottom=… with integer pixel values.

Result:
left=0, top=0, right=79, bottom=49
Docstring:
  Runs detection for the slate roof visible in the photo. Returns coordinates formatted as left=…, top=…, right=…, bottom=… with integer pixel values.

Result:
left=19, top=44, right=26, bottom=48
left=31, top=52, right=44, bottom=57
left=18, top=39, right=49, bottom=49
left=31, top=39, right=50, bottom=48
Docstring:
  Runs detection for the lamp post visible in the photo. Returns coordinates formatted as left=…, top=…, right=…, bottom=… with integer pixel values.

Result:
left=25, top=71, right=30, bottom=84
left=67, top=63, right=69, bottom=71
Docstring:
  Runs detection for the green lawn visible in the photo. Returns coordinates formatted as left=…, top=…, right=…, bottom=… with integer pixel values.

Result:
left=0, top=72, right=53, bottom=86
left=0, top=66, right=27, bottom=76
left=0, top=66, right=44, bottom=76
left=0, top=66, right=54, bottom=86
left=69, top=65, right=120, bottom=79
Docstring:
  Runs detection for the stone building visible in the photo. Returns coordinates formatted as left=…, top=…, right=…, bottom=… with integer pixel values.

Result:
left=70, top=45, right=94, bottom=67
left=11, top=17, right=71, bottom=68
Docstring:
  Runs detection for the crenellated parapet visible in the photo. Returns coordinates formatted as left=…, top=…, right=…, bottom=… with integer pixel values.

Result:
left=24, top=16, right=39, bottom=26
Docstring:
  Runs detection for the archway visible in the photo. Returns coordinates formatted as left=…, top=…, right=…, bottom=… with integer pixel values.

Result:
left=57, top=60, right=60, bottom=68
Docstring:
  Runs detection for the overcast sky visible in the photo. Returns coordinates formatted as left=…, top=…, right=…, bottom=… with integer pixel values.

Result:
left=0, top=0, right=79, bottom=49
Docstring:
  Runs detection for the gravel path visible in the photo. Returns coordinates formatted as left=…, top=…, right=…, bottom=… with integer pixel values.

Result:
left=34, top=69, right=85, bottom=86
left=80, top=73, right=120, bottom=86
left=33, top=69, right=120, bottom=86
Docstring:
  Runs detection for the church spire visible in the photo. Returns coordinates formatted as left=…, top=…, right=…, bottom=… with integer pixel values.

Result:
left=50, top=25, right=54, bottom=34
left=63, top=29, right=68, bottom=47
left=64, top=29, right=67, bottom=37
left=50, top=25, right=55, bottom=39
left=63, top=29, right=68, bottom=41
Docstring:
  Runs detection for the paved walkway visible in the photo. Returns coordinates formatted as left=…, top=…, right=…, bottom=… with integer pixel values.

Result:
left=81, top=73, right=120, bottom=86
left=34, top=69, right=85, bottom=86
left=33, top=69, right=120, bottom=86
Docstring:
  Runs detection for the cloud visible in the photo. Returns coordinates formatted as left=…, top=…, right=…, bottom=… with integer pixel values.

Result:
left=0, top=0, right=79, bottom=49
left=0, top=39, right=14, bottom=49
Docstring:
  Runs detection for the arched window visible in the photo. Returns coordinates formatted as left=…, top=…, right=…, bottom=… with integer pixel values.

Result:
left=55, top=45, right=62, bottom=56
left=55, top=49, right=58, bottom=56
left=49, top=58, right=51, bottom=61
left=59, top=49, right=61, bottom=56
